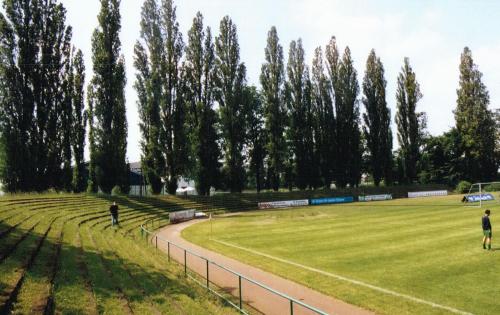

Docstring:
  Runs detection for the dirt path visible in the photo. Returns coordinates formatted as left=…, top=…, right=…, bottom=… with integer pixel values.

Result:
left=155, top=220, right=374, bottom=315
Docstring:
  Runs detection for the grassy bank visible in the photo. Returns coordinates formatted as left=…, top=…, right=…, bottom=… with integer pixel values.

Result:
left=0, top=194, right=236, bottom=314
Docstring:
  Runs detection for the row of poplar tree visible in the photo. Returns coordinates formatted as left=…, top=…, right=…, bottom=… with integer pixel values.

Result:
left=0, top=0, right=498, bottom=194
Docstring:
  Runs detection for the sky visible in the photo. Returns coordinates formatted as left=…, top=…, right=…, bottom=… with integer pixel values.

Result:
left=62, top=0, right=500, bottom=162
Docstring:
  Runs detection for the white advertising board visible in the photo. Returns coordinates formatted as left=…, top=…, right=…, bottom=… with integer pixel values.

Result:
left=169, top=209, right=196, bottom=223
left=359, top=194, right=393, bottom=202
left=408, top=190, right=448, bottom=198
left=258, top=199, right=309, bottom=209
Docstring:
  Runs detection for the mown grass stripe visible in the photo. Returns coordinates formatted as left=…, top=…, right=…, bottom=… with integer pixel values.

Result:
left=42, top=222, right=65, bottom=315
left=213, top=239, right=472, bottom=315
left=85, top=226, right=135, bottom=315
left=0, top=221, right=40, bottom=264
left=0, top=217, right=56, bottom=314
left=73, top=227, right=99, bottom=315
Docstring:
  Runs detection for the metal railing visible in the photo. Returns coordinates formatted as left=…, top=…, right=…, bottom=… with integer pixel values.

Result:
left=140, top=218, right=329, bottom=315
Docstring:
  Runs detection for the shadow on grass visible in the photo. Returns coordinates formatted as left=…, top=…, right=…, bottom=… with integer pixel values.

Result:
left=0, top=218, right=230, bottom=314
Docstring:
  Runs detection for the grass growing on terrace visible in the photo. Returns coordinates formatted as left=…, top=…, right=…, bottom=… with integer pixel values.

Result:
left=0, top=194, right=236, bottom=315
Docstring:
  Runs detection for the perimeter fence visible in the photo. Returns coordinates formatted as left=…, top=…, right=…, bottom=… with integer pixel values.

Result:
left=140, top=218, right=329, bottom=315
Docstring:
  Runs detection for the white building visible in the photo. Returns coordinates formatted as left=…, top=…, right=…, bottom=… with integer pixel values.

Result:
left=128, top=161, right=197, bottom=196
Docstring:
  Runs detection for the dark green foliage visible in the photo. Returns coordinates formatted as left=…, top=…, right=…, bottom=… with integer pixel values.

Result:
left=304, top=74, right=321, bottom=189
left=61, top=48, right=74, bottom=192
left=88, top=0, right=128, bottom=194
left=333, top=45, right=362, bottom=188
left=86, top=86, right=98, bottom=193
left=260, top=27, right=286, bottom=191
left=325, top=37, right=340, bottom=187
left=243, top=86, right=266, bottom=193
left=134, top=0, right=165, bottom=194
left=285, top=39, right=317, bottom=190
left=134, top=0, right=189, bottom=195
left=484, top=182, right=500, bottom=192
left=171, top=75, right=190, bottom=193
left=419, top=129, right=463, bottom=186
left=161, top=0, right=188, bottom=195
left=72, top=49, right=87, bottom=192
left=362, top=50, right=392, bottom=186
left=184, top=13, right=221, bottom=196
left=395, top=57, right=423, bottom=184
left=311, top=47, right=335, bottom=188
left=195, top=99, right=221, bottom=195
left=456, top=180, right=472, bottom=194
left=455, top=47, right=497, bottom=182
left=214, top=16, right=247, bottom=193
left=0, top=0, right=76, bottom=192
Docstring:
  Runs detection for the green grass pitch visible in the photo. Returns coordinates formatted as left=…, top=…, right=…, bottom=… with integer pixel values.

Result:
left=183, top=195, right=500, bottom=315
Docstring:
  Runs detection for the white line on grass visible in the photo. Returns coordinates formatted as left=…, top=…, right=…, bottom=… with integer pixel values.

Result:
left=213, top=239, right=473, bottom=315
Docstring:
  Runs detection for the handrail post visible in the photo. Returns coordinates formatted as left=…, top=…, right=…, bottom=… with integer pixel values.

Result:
left=206, top=259, right=209, bottom=289
left=290, top=300, right=293, bottom=315
left=184, top=249, right=187, bottom=276
left=239, top=275, right=242, bottom=311
left=167, top=242, right=170, bottom=262
left=155, top=236, right=158, bottom=250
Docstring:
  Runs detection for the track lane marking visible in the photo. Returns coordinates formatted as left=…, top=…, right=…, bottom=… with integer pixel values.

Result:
left=212, top=239, right=473, bottom=315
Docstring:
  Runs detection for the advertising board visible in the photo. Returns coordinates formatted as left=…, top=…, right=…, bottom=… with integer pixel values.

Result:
left=310, top=196, right=354, bottom=205
left=408, top=190, right=448, bottom=198
left=359, top=194, right=393, bottom=202
left=258, top=199, right=309, bottom=209
left=465, top=194, right=495, bottom=202
left=169, top=209, right=196, bottom=224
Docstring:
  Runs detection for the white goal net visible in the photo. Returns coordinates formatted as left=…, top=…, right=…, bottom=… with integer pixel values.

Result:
left=464, top=182, right=500, bottom=207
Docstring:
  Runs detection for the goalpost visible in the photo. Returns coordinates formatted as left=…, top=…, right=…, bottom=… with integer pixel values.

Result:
left=465, top=182, right=500, bottom=208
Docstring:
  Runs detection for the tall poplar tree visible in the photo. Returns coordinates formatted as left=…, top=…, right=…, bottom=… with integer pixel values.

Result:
left=184, top=12, right=220, bottom=196
left=395, top=57, right=423, bottom=184
left=244, top=86, right=266, bottom=192
left=286, top=39, right=315, bottom=190
left=88, top=0, right=128, bottom=194
left=362, top=49, right=392, bottom=186
left=214, top=16, right=247, bottom=193
left=72, top=49, right=87, bottom=192
left=87, top=86, right=97, bottom=193
left=61, top=48, right=74, bottom=191
left=161, top=0, right=188, bottom=195
left=134, top=0, right=165, bottom=194
left=304, top=71, right=320, bottom=188
left=260, top=26, right=286, bottom=191
left=335, top=46, right=361, bottom=187
left=311, top=46, right=335, bottom=188
left=325, top=37, right=341, bottom=186
left=0, top=0, right=76, bottom=192
left=455, top=47, right=497, bottom=181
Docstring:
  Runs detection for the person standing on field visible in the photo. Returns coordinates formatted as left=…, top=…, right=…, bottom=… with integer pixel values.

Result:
left=482, top=209, right=492, bottom=250
left=110, top=201, right=119, bottom=227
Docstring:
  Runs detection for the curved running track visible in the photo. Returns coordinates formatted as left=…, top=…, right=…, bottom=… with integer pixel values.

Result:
left=155, top=220, right=373, bottom=315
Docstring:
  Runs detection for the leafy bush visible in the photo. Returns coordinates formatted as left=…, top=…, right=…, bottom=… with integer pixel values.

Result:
left=456, top=180, right=472, bottom=194
left=484, top=182, right=500, bottom=192
left=111, top=185, right=123, bottom=196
